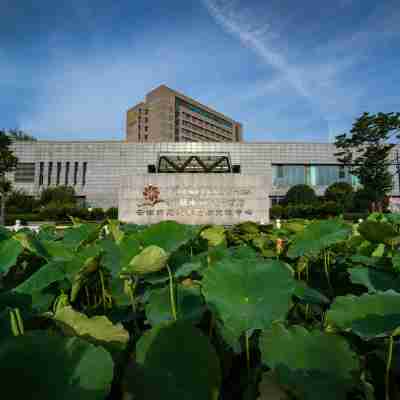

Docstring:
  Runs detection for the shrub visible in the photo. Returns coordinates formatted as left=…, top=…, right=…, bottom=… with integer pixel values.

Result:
left=6, top=189, right=38, bottom=213
left=39, top=186, right=77, bottom=206
left=284, top=184, right=317, bottom=205
left=38, top=201, right=81, bottom=222
left=325, top=182, right=353, bottom=210
left=88, top=208, right=105, bottom=221
left=270, top=205, right=285, bottom=219
left=105, top=207, right=118, bottom=219
left=352, top=188, right=375, bottom=212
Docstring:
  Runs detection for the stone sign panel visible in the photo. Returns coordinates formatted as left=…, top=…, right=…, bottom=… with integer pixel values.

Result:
left=119, top=174, right=270, bottom=225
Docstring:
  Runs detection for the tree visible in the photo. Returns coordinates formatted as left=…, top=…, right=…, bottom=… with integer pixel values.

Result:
left=283, top=184, right=317, bottom=205
left=39, top=186, right=77, bottom=206
left=324, top=182, right=353, bottom=212
left=335, top=112, right=400, bottom=211
left=0, top=130, right=18, bottom=225
left=6, top=129, right=37, bottom=142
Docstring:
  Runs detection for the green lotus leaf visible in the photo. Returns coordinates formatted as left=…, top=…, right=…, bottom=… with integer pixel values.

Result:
left=0, top=291, right=32, bottom=313
left=200, top=225, right=226, bottom=247
left=282, top=221, right=307, bottom=234
left=14, top=231, right=50, bottom=259
left=358, top=220, right=398, bottom=244
left=145, top=284, right=205, bottom=325
left=136, top=221, right=200, bottom=253
left=260, top=324, right=359, bottom=400
left=36, top=224, right=60, bottom=241
left=392, top=252, right=400, bottom=273
left=326, top=290, right=400, bottom=339
left=130, top=321, right=221, bottom=400
left=123, top=245, right=168, bottom=276
left=62, top=223, right=101, bottom=249
left=0, top=332, right=113, bottom=400
left=257, top=371, right=290, bottom=400
left=107, top=219, right=124, bottom=243
left=202, top=247, right=296, bottom=339
left=54, top=306, right=129, bottom=354
left=0, top=238, right=23, bottom=275
left=99, top=234, right=141, bottom=277
left=293, top=281, right=330, bottom=305
left=288, top=219, right=351, bottom=259
left=348, top=267, right=400, bottom=293
left=15, top=261, right=67, bottom=294
left=41, top=240, right=75, bottom=262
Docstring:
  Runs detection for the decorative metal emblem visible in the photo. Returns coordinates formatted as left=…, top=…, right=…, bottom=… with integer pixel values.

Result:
left=141, top=184, right=163, bottom=206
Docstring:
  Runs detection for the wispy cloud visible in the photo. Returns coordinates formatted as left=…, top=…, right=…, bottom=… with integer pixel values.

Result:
left=202, top=0, right=399, bottom=141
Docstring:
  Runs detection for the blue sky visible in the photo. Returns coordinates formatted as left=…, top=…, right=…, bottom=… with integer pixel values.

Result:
left=1, top=0, right=399, bottom=142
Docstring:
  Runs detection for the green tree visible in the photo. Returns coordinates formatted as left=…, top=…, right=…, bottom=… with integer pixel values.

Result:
left=335, top=112, right=400, bottom=211
left=325, top=182, right=354, bottom=212
left=284, top=184, right=318, bottom=205
left=0, top=130, right=18, bottom=225
left=39, top=185, right=77, bottom=206
left=6, top=129, right=37, bottom=142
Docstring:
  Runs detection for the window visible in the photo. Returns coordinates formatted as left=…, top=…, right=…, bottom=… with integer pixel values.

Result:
left=138, top=133, right=141, bottom=141
left=145, top=126, right=148, bottom=132
left=14, top=162, right=35, bottom=183
left=145, top=117, right=148, bottom=123
left=56, top=162, right=62, bottom=185
left=74, top=162, right=79, bottom=185
left=47, top=162, right=53, bottom=186
left=65, top=162, right=70, bottom=185
left=144, top=134, right=148, bottom=141
left=339, top=165, right=346, bottom=179
left=82, top=162, right=87, bottom=186
left=39, top=162, right=44, bottom=186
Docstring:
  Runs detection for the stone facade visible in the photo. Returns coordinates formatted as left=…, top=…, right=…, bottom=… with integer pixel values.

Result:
left=10, top=141, right=400, bottom=209
left=126, top=85, right=243, bottom=143
left=119, top=174, right=270, bottom=225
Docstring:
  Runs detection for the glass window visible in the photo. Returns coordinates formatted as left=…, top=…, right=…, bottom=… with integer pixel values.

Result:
left=47, top=162, right=53, bottom=186
left=82, top=162, right=87, bottom=186
left=65, top=162, right=70, bottom=185
left=74, top=162, right=79, bottom=185
left=56, top=162, right=62, bottom=185
left=39, top=162, right=44, bottom=186
left=14, top=162, right=35, bottom=183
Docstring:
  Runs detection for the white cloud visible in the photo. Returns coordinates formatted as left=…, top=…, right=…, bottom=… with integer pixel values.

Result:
left=202, top=0, right=399, bottom=141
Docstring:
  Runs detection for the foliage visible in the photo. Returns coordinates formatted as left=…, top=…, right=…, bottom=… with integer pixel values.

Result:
left=335, top=112, right=400, bottom=208
left=6, top=189, right=38, bottom=213
left=0, top=130, right=18, bottom=225
left=0, top=216, right=400, bottom=399
left=5, top=129, right=37, bottom=142
left=39, top=185, right=77, bottom=206
left=325, top=182, right=354, bottom=211
left=283, top=184, right=318, bottom=205
left=105, top=207, right=118, bottom=219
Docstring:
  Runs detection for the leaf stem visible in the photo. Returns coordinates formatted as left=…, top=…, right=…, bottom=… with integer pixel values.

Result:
left=385, top=335, right=394, bottom=400
left=99, top=268, right=107, bottom=311
left=166, top=264, right=177, bottom=321
left=245, top=331, right=251, bottom=372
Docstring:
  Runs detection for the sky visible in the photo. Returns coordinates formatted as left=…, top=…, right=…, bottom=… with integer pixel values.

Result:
left=1, top=0, right=399, bottom=142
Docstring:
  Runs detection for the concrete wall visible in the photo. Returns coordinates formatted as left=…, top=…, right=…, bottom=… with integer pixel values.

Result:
left=10, top=141, right=400, bottom=209
left=119, top=174, right=270, bottom=225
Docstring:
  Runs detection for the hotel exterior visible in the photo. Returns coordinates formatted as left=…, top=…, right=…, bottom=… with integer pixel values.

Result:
left=126, top=85, right=243, bottom=143
left=9, top=85, right=400, bottom=209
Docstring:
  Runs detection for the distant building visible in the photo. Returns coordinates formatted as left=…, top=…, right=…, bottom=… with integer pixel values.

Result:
left=126, top=85, right=243, bottom=143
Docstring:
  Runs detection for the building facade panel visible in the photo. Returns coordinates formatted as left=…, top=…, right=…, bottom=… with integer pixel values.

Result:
left=10, top=141, right=400, bottom=209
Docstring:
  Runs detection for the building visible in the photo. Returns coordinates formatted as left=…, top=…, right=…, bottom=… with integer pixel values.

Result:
left=8, top=85, right=400, bottom=210
left=10, top=140, right=400, bottom=209
left=126, top=85, right=243, bottom=143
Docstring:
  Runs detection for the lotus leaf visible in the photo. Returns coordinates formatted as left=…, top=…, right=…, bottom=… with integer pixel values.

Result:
left=200, top=225, right=226, bottom=246
left=288, top=219, right=351, bottom=258
left=392, top=252, right=400, bottom=273
left=136, top=221, right=199, bottom=253
left=202, top=247, right=296, bottom=339
left=122, top=245, right=168, bottom=276
left=293, top=281, right=330, bottom=305
left=62, top=223, right=101, bottom=249
left=282, top=221, right=307, bottom=233
left=257, top=371, right=290, bottom=400
left=260, top=324, right=359, bottom=400
left=107, top=220, right=125, bottom=243
left=0, top=332, right=113, bottom=400
left=0, top=238, right=23, bottom=275
left=131, top=321, right=221, bottom=400
left=14, top=231, right=49, bottom=259
left=358, top=220, right=398, bottom=244
left=15, top=261, right=67, bottom=294
left=326, top=290, right=400, bottom=339
left=100, top=234, right=141, bottom=277
left=54, top=306, right=129, bottom=354
left=145, top=284, right=205, bottom=325
left=41, top=240, right=75, bottom=262
left=348, top=267, right=400, bottom=293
